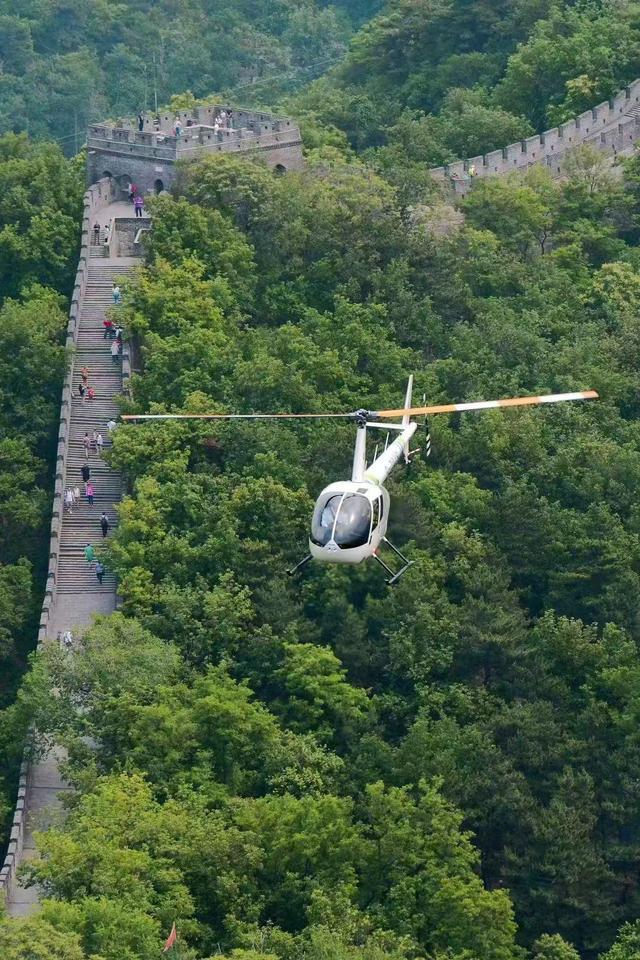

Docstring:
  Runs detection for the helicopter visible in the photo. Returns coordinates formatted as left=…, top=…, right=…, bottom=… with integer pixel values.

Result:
left=122, top=379, right=598, bottom=584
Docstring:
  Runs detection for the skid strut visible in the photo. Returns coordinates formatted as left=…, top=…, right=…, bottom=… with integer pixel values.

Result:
left=373, top=537, right=415, bottom=585
left=287, top=554, right=312, bottom=577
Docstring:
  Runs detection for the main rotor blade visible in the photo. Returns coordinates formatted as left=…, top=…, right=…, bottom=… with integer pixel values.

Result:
left=372, top=390, right=599, bottom=418
left=120, top=412, right=354, bottom=421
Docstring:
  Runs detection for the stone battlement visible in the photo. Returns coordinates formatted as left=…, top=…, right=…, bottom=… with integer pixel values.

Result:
left=430, top=78, right=640, bottom=195
left=87, top=104, right=303, bottom=195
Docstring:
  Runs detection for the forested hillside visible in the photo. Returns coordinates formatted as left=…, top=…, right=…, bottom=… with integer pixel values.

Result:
left=288, top=0, right=640, bottom=196
left=3, top=0, right=640, bottom=958
left=0, top=134, right=83, bottom=834
left=3, top=142, right=640, bottom=957
left=0, top=0, right=380, bottom=147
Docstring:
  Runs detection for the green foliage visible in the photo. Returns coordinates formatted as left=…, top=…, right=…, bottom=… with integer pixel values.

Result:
left=72, top=147, right=640, bottom=959
left=0, top=913, right=86, bottom=959
left=0, top=0, right=380, bottom=146
left=0, top=135, right=83, bottom=299
left=7, top=1, right=640, bottom=953
left=600, top=921, right=640, bottom=960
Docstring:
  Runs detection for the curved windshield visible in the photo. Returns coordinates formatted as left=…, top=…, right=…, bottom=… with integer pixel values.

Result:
left=311, top=494, right=342, bottom=546
left=334, top=494, right=372, bottom=547
left=311, top=493, right=372, bottom=548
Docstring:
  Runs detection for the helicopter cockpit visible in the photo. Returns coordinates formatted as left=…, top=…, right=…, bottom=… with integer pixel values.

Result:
left=311, top=491, right=373, bottom=549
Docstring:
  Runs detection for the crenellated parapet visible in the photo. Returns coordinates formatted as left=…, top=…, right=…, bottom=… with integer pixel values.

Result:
left=87, top=103, right=303, bottom=194
left=430, top=79, right=640, bottom=195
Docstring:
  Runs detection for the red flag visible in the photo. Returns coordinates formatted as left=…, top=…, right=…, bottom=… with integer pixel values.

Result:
left=163, top=922, right=177, bottom=952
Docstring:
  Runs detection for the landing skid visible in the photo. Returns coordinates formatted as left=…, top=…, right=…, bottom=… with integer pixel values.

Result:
left=374, top=537, right=415, bottom=585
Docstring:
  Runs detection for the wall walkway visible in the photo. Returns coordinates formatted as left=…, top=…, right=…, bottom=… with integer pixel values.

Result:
left=0, top=182, right=142, bottom=915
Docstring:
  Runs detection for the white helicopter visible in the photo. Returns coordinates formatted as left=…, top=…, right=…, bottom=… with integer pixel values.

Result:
left=122, top=379, right=598, bottom=584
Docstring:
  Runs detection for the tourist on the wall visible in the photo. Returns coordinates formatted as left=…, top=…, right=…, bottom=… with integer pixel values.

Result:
left=174, top=117, right=182, bottom=137
left=112, top=283, right=121, bottom=304
left=86, top=481, right=94, bottom=506
left=84, top=543, right=95, bottom=564
left=134, top=194, right=144, bottom=218
left=103, top=317, right=114, bottom=339
left=95, top=560, right=105, bottom=584
left=100, top=512, right=110, bottom=538
left=127, top=182, right=134, bottom=202
left=111, top=339, right=120, bottom=363
left=138, top=111, right=144, bottom=132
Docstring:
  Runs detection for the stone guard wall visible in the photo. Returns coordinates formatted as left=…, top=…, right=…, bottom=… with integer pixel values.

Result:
left=430, top=79, right=640, bottom=193
left=0, top=177, right=116, bottom=903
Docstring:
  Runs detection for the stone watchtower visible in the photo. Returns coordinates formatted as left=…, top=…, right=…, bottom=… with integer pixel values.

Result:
left=87, top=104, right=304, bottom=195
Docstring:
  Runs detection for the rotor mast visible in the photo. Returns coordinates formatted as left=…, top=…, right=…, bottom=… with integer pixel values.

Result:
left=351, top=422, right=368, bottom=482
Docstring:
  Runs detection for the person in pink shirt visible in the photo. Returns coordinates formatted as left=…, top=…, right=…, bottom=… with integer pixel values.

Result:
left=86, top=481, right=94, bottom=506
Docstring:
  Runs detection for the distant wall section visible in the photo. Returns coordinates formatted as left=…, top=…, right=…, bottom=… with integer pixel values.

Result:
left=430, top=79, right=640, bottom=195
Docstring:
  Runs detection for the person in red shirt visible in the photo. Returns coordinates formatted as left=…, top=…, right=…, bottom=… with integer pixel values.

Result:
left=103, top=318, right=114, bottom=339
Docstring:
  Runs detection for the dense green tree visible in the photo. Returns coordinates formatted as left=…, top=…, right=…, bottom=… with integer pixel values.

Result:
left=0, top=913, right=86, bottom=960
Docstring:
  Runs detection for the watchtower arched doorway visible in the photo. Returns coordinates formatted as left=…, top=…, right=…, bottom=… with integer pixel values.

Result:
left=154, top=178, right=164, bottom=194
left=274, top=163, right=286, bottom=175
left=117, top=173, right=132, bottom=201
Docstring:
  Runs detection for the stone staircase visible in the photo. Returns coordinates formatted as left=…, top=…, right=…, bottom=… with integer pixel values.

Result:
left=0, top=178, right=151, bottom=916
left=57, top=261, right=133, bottom=595
left=4, top=254, right=138, bottom=917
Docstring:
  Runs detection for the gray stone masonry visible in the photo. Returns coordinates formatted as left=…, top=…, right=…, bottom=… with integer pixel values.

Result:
left=87, top=102, right=303, bottom=196
left=430, top=78, right=640, bottom=196
left=0, top=185, right=142, bottom=915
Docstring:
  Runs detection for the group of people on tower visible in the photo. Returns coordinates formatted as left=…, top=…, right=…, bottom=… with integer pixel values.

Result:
left=135, top=108, right=234, bottom=139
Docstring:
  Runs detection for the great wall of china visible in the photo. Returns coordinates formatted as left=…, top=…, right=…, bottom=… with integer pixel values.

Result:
left=2, top=80, right=640, bottom=915
left=430, top=78, right=640, bottom=195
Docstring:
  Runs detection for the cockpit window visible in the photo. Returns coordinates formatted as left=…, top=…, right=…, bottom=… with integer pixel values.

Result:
left=311, top=494, right=343, bottom=546
left=311, top=493, right=372, bottom=548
